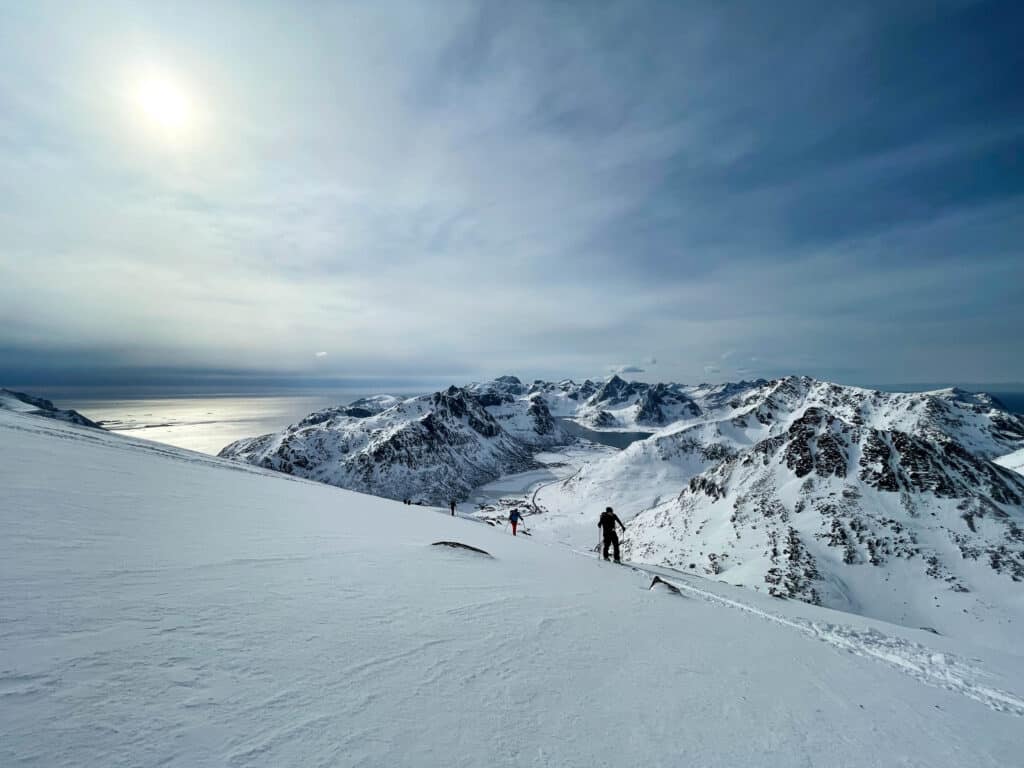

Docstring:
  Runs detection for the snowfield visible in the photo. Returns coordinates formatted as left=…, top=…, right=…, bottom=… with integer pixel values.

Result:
left=2, top=408, right=1024, bottom=766
left=996, top=447, right=1024, bottom=477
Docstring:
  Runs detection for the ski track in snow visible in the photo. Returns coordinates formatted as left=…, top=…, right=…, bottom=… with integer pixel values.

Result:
left=613, top=559, right=1024, bottom=717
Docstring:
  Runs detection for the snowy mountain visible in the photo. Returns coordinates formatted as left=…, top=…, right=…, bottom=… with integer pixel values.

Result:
left=220, top=382, right=564, bottom=504
left=215, top=373, right=1024, bottom=640
left=0, top=388, right=102, bottom=429
left=537, top=376, right=1024, bottom=520
left=522, top=377, right=600, bottom=417
left=3, top=405, right=1024, bottom=766
left=300, top=394, right=402, bottom=421
left=609, top=378, right=1024, bottom=645
left=576, top=376, right=705, bottom=427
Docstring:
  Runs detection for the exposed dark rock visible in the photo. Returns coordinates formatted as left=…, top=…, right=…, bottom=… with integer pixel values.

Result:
left=649, top=576, right=683, bottom=595
left=859, top=431, right=899, bottom=491
left=527, top=395, right=557, bottom=436
left=635, top=383, right=702, bottom=425
left=589, top=375, right=648, bottom=407
left=688, top=475, right=726, bottom=501
left=432, top=541, right=493, bottom=557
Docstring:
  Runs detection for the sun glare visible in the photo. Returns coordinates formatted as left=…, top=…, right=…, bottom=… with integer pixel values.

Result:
left=132, top=71, right=193, bottom=142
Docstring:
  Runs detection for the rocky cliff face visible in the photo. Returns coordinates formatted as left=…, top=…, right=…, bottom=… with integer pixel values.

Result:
left=570, top=376, right=755, bottom=428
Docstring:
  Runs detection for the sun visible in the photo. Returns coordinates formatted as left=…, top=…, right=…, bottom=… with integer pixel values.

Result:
left=132, top=70, right=193, bottom=140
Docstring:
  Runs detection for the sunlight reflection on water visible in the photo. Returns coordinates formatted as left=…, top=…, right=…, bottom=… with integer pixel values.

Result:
left=73, top=393, right=418, bottom=455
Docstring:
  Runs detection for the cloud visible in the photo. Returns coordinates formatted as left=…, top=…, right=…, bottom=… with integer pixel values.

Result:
left=612, top=365, right=646, bottom=375
left=315, top=351, right=328, bottom=358
left=0, top=2, right=1021, bottom=388
left=703, top=365, right=721, bottom=376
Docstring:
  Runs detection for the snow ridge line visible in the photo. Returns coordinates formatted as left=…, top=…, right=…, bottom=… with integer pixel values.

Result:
left=625, top=562, right=1024, bottom=716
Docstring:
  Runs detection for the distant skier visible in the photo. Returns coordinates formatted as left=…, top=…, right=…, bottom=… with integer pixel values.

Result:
left=598, top=506, right=626, bottom=563
left=509, top=508, right=522, bottom=536
left=450, top=500, right=456, bottom=516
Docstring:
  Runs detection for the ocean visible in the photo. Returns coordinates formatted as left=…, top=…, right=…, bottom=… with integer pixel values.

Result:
left=71, top=392, right=422, bottom=456
left=990, top=392, right=1024, bottom=416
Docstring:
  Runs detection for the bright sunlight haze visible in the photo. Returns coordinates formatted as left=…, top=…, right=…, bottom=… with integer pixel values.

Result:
left=131, top=69, right=194, bottom=143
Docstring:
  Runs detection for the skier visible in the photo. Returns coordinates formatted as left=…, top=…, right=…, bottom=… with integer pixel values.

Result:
left=598, top=506, right=626, bottom=563
left=450, top=500, right=456, bottom=516
left=509, top=508, right=522, bottom=536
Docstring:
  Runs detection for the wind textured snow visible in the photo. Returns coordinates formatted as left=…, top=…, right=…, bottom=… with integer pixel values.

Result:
left=2, top=407, right=1024, bottom=767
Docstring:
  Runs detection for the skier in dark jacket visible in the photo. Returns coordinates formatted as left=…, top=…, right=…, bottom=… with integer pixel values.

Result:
left=598, top=507, right=626, bottom=563
left=450, top=500, right=456, bottom=516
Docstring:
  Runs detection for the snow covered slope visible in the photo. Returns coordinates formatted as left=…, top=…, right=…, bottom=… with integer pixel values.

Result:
left=619, top=398, right=1024, bottom=649
left=2, top=408, right=1023, bottom=766
left=996, top=447, right=1024, bottom=477
left=533, top=423, right=743, bottom=540
left=220, top=384, right=563, bottom=504
left=0, top=388, right=102, bottom=429
left=522, top=377, right=1024, bottom=645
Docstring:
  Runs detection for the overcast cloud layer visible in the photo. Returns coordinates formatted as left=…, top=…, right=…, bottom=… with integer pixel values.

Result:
left=1, top=0, right=1021, bottom=390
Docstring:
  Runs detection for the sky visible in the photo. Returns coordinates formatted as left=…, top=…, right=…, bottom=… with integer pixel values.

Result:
left=0, top=0, right=1021, bottom=393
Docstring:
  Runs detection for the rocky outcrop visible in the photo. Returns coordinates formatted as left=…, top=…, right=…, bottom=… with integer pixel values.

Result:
left=0, top=389, right=103, bottom=429
left=589, top=375, right=648, bottom=407
left=635, top=384, right=702, bottom=426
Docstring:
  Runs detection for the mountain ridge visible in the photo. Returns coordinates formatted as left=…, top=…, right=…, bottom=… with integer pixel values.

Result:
left=215, top=373, right=1024, bottom=638
left=0, top=388, right=103, bottom=429
left=220, top=382, right=565, bottom=504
